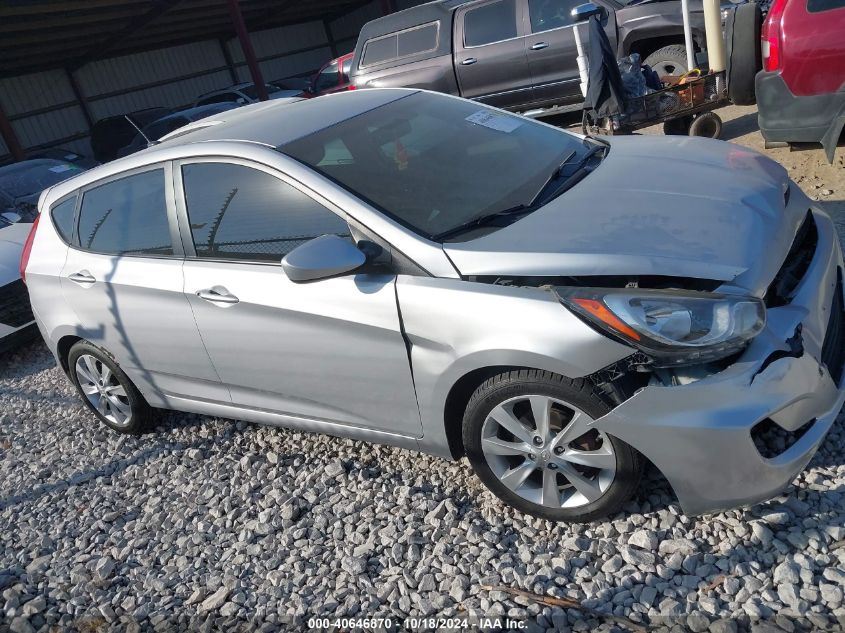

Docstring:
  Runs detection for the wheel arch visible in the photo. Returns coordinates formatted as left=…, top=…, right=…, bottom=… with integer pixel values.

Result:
left=625, top=33, right=701, bottom=62
left=442, top=365, right=526, bottom=459
left=56, top=334, right=83, bottom=373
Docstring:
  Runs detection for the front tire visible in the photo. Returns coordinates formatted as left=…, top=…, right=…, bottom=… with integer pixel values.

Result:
left=68, top=341, right=153, bottom=434
left=462, top=370, right=643, bottom=522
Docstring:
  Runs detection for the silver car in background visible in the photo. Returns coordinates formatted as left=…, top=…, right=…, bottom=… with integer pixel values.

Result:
left=23, top=90, right=845, bottom=522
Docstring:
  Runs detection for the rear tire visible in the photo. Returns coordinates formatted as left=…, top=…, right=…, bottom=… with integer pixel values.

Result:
left=663, top=115, right=693, bottom=135
left=644, top=44, right=690, bottom=78
left=462, top=369, right=643, bottom=522
left=725, top=2, right=762, bottom=105
left=689, top=112, right=723, bottom=138
left=68, top=341, right=153, bottom=435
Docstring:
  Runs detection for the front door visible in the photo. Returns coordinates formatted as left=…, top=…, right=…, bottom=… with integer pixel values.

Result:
left=524, top=0, right=618, bottom=104
left=176, top=159, right=422, bottom=436
left=454, top=0, right=535, bottom=109
left=60, top=165, right=225, bottom=402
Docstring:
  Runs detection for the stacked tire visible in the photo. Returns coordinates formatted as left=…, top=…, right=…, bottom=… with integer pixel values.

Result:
left=725, top=2, right=763, bottom=105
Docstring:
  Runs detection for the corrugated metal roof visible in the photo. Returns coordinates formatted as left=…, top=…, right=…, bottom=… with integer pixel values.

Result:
left=0, top=0, right=372, bottom=77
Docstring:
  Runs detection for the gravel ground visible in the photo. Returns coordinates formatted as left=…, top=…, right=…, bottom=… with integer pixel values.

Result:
left=2, top=108, right=845, bottom=633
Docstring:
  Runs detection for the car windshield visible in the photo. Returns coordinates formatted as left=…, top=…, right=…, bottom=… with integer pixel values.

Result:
left=280, top=92, right=596, bottom=241
left=0, top=160, right=83, bottom=202
left=241, top=84, right=281, bottom=99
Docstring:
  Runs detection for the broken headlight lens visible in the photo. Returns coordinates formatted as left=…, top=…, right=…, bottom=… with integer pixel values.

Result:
left=556, top=288, right=766, bottom=367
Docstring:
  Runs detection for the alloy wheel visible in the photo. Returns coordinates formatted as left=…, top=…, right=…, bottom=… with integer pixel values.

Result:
left=480, top=395, right=616, bottom=509
left=74, top=354, right=132, bottom=427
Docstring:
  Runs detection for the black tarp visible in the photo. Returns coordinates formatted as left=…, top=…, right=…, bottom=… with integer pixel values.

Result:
left=584, top=15, right=625, bottom=119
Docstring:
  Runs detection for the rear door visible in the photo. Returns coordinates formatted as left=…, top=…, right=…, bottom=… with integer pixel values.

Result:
left=454, top=0, right=534, bottom=109
left=59, top=164, right=226, bottom=402
left=525, top=0, right=618, bottom=104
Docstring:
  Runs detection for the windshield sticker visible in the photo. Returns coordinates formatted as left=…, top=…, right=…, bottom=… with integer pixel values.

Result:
left=465, top=110, right=523, bottom=133
left=48, top=164, right=74, bottom=173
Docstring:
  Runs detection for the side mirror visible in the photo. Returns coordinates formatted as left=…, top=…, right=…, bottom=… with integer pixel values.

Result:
left=571, top=2, right=603, bottom=21
left=236, top=97, right=247, bottom=105
left=281, top=234, right=366, bottom=283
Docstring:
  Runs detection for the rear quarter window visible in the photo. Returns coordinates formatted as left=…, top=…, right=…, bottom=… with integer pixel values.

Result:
left=50, top=196, right=77, bottom=244
left=361, top=22, right=439, bottom=67
left=807, top=0, right=845, bottom=11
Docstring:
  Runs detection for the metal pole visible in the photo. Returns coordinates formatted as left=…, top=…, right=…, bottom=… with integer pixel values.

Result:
left=66, top=68, right=94, bottom=131
left=680, top=0, right=696, bottom=70
left=0, top=103, right=25, bottom=162
left=573, top=23, right=589, bottom=98
left=379, top=0, right=395, bottom=15
left=703, top=0, right=726, bottom=71
left=225, top=0, right=269, bottom=101
left=219, top=38, right=239, bottom=84
left=324, top=19, right=339, bottom=58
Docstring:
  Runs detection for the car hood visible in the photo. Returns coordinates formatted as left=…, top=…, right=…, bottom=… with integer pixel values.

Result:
left=443, top=136, right=800, bottom=295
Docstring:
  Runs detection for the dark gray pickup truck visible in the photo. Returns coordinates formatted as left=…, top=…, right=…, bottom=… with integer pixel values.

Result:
left=349, top=0, right=736, bottom=113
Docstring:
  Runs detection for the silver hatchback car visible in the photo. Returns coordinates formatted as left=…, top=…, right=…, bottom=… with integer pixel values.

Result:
left=23, top=90, right=845, bottom=522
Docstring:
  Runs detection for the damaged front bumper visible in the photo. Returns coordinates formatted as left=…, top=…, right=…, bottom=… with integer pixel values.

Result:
left=595, top=207, right=845, bottom=516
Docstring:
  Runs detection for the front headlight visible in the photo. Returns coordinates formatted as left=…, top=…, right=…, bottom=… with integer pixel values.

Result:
left=556, top=287, right=766, bottom=367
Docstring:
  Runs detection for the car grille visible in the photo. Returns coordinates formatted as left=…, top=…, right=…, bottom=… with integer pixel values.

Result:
left=821, top=269, right=845, bottom=385
left=0, top=279, right=34, bottom=329
left=765, top=211, right=817, bottom=308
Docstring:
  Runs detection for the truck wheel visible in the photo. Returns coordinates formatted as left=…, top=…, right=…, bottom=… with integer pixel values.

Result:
left=644, top=45, right=689, bottom=78
left=663, top=115, right=693, bottom=135
left=725, top=3, right=762, bottom=105
left=689, top=112, right=723, bottom=139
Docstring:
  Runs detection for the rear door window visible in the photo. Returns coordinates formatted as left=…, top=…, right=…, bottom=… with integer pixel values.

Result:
left=807, top=0, right=845, bottom=10
left=77, top=169, right=173, bottom=256
left=181, top=162, right=350, bottom=262
left=464, top=0, right=518, bottom=46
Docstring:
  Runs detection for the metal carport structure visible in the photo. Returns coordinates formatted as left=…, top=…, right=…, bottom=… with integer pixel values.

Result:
left=0, top=0, right=405, bottom=161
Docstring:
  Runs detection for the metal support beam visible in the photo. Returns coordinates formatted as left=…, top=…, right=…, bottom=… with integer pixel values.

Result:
left=225, top=0, right=268, bottom=100
left=251, top=0, right=297, bottom=26
left=65, top=68, right=94, bottom=131
left=323, top=19, right=339, bottom=58
left=380, top=0, right=397, bottom=16
left=0, top=102, right=25, bottom=162
left=219, top=38, right=239, bottom=84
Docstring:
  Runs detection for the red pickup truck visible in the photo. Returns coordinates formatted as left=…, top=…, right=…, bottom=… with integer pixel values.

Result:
left=755, top=0, right=845, bottom=161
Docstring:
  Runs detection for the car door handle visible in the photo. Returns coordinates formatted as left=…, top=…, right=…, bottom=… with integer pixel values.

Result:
left=461, top=57, right=478, bottom=65
left=196, top=287, right=239, bottom=305
left=68, top=271, right=96, bottom=285
left=531, top=42, right=550, bottom=50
